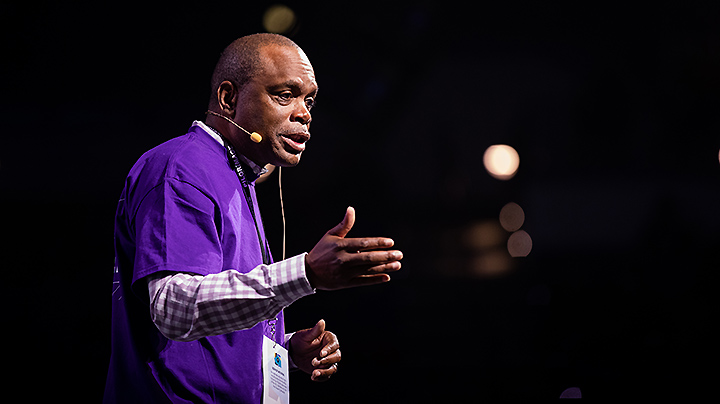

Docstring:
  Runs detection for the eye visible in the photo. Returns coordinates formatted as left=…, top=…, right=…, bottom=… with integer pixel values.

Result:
left=276, top=91, right=293, bottom=104
left=305, top=97, right=316, bottom=110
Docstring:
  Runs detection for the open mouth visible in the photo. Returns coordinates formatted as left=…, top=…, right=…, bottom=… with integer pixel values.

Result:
left=281, top=132, right=310, bottom=153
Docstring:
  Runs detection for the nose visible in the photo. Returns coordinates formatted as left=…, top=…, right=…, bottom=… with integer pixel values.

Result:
left=291, top=100, right=312, bottom=125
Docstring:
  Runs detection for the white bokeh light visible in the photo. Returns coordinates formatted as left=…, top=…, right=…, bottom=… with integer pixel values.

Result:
left=483, top=144, right=520, bottom=180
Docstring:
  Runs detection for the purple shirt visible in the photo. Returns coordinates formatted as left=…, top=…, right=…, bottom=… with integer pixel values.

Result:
left=104, top=123, right=286, bottom=403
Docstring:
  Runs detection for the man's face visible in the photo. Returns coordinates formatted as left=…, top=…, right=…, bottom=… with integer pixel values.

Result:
left=235, top=44, right=318, bottom=167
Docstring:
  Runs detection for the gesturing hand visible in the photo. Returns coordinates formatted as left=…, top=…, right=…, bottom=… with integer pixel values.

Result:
left=305, top=207, right=403, bottom=290
left=289, top=319, right=340, bottom=382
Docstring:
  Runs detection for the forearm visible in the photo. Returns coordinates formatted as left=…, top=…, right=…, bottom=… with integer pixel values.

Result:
left=149, top=253, right=314, bottom=341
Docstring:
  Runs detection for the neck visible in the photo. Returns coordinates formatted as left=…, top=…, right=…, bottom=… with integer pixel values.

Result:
left=198, top=120, right=267, bottom=178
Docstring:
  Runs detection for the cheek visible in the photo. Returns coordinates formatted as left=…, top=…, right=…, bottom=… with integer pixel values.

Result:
left=258, top=107, right=290, bottom=134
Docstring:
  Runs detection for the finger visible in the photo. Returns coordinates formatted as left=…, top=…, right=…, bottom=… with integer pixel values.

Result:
left=295, top=319, right=325, bottom=346
left=319, top=336, right=339, bottom=358
left=347, top=273, right=392, bottom=287
left=341, top=250, right=403, bottom=267
left=326, top=207, right=355, bottom=238
left=312, top=348, right=341, bottom=367
left=364, top=261, right=402, bottom=273
left=339, top=237, right=395, bottom=252
left=307, top=319, right=326, bottom=343
left=311, top=363, right=339, bottom=382
left=341, top=262, right=401, bottom=278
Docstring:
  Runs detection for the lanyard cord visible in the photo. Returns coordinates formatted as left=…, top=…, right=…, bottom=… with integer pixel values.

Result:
left=221, top=136, right=271, bottom=266
left=279, top=166, right=286, bottom=261
left=223, top=140, right=279, bottom=343
left=206, top=125, right=278, bottom=341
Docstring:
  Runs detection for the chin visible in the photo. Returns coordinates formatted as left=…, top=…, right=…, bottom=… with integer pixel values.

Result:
left=275, top=154, right=302, bottom=167
left=285, top=157, right=302, bottom=167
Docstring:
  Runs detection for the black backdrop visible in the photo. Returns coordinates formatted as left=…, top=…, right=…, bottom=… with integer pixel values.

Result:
left=2, top=1, right=718, bottom=402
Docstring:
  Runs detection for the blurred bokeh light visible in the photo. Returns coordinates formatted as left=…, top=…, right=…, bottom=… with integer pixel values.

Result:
left=263, top=5, right=297, bottom=34
left=463, top=220, right=514, bottom=277
left=508, top=230, right=533, bottom=257
left=500, top=202, right=525, bottom=232
left=483, top=144, right=520, bottom=180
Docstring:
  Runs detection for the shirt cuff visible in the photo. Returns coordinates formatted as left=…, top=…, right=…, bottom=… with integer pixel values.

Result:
left=270, top=253, right=315, bottom=308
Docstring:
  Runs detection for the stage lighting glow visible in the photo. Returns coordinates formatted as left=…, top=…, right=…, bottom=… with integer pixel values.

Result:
left=471, top=250, right=512, bottom=277
left=499, top=202, right=525, bottom=232
left=263, top=5, right=297, bottom=34
left=483, top=144, right=519, bottom=180
left=464, top=220, right=506, bottom=250
left=507, top=230, right=532, bottom=257
left=463, top=221, right=513, bottom=277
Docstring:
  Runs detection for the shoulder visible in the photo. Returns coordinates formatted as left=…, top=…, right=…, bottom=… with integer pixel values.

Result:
left=120, top=125, right=235, bottom=210
left=133, top=126, right=227, bottom=183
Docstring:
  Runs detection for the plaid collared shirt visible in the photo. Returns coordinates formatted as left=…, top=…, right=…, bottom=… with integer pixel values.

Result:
left=148, top=253, right=314, bottom=342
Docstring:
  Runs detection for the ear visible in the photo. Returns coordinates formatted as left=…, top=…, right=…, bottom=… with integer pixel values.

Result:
left=217, top=80, right=237, bottom=115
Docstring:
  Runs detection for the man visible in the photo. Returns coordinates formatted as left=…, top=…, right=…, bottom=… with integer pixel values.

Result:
left=104, top=33, right=403, bottom=403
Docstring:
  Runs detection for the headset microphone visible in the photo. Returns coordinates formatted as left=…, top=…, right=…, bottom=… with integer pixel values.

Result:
left=205, top=110, right=263, bottom=143
left=248, top=131, right=263, bottom=143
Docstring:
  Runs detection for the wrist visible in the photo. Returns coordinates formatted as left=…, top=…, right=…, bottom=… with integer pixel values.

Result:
left=304, top=254, right=318, bottom=289
left=286, top=333, right=299, bottom=371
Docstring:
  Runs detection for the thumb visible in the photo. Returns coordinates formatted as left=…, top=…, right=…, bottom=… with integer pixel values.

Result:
left=326, top=207, right=355, bottom=238
left=307, top=319, right=326, bottom=342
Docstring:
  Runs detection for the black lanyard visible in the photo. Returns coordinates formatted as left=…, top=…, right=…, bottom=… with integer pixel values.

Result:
left=220, top=135, right=271, bottom=266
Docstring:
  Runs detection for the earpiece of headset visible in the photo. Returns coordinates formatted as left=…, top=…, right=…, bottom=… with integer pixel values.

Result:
left=205, top=110, right=263, bottom=143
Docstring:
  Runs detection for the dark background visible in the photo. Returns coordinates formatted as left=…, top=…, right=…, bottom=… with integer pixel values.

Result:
left=2, top=1, right=718, bottom=402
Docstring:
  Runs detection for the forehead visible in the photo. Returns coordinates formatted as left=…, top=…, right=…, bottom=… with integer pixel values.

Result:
left=255, top=44, right=317, bottom=91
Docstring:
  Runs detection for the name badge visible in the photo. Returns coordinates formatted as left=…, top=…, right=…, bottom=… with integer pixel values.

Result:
left=263, top=335, right=290, bottom=404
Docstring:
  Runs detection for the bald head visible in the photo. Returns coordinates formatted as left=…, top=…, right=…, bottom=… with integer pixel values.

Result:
left=208, top=33, right=301, bottom=109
